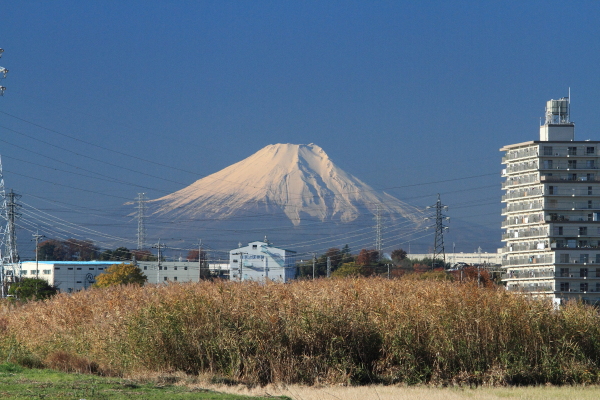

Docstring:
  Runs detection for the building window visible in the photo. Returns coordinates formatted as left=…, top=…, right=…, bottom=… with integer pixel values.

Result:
left=143, top=266, right=147, bottom=270
left=560, top=282, right=570, bottom=292
left=588, top=200, right=593, bottom=209
left=568, top=147, right=577, bottom=156
left=543, top=160, right=553, bottom=169
left=42, top=270, right=51, bottom=275
left=560, top=254, right=570, bottom=263
left=184, top=266, right=188, bottom=270
left=68, top=268, right=73, bottom=270
left=587, top=147, right=595, bottom=155
left=580, top=227, right=588, bottom=235
left=174, top=266, right=177, bottom=270
left=163, top=277, right=168, bottom=281
left=54, top=267, right=60, bottom=270
left=587, top=160, right=596, bottom=169
left=98, top=268, right=103, bottom=271
left=568, top=160, right=577, bottom=169
left=580, top=267, right=589, bottom=277
left=174, top=277, right=178, bottom=281
left=570, top=173, right=577, bottom=181
left=581, top=282, right=589, bottom=292
left=159, top=266, right=162, bottom=270
left=544, top=146, right=553, bottom=156
left=233, top=259, right=238, bottom=263
left=548, top=186, right=554, bottom=195
left=77, top=268, right=82, bottom=270
left=164, top=266, right=168, bottom=270
left=559, top=268, right=569, bottom=277
left=589, top=187, right=593, bottom=195
left=252, top=245, right=257, bottom=249
left=89, top=268, right=94, bottom=270
left=76, top=281, right=82, bottom=284
left=554, top=226, right=563, bottom=235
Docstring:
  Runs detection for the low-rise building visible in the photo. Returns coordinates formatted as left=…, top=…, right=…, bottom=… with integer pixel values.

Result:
left=229, top=240, right=297, bottom=282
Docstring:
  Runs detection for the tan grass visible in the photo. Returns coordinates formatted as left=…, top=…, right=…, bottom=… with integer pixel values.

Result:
left=1, top=278, right=600, bottom=386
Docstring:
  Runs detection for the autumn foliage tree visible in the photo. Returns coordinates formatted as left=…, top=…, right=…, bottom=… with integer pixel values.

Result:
left=356, top=249, right=379, bottom=266
left=93, top=263, right=147, bottom=288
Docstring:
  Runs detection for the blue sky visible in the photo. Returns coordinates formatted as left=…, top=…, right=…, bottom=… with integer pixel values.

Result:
left=1, top=1, right=600, bottom=258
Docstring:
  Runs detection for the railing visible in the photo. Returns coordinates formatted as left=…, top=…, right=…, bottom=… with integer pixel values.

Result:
left=503, top=148, right=539, bottom=162
left=502, top=202, right=544, bottom=214
left=546, top=189, right=595, bottom=196
left=502, top=214, right=544, bottom=227
left=540, top=163, right=598, bottom=170
left=502, top=188, right=544, bottom=201
left=502, top=175, right=540, bottom=188
left=502, top=270, right=555, bottom=279
left=507, top=285, right=553, bottom=293
left=503, top=255, right=554, bottom=266
left=545, top=201, right=600, bottom=210
left=541, top=175, right=600, bottom=183
left=506, top=162, right=539, bottom=174
left=502, top=229, right=548, bottom=240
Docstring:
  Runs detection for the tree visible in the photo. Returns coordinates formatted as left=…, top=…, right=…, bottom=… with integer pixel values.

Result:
left=356, top=249, right=379, bottom=266
left=331, top=262, right=369, bottom=278
left=391, top=248, right=407, bottom=263
left=8, top=278, right=58, bottom=301
left=93, top=263, right=147, bottom=288
left=186, top=249, right=207, bottom=262
left=132, top=249, right=156, bottom=261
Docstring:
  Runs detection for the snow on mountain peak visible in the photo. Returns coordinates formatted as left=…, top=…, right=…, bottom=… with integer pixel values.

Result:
left=152, top=143, right=422, bottom=226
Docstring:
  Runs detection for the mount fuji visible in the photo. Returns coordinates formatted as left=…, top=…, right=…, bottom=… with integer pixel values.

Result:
left=150, top=143, right=423, bottom=229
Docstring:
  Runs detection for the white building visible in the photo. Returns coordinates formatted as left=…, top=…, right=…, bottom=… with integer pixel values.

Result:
left=20, top=261, right=117, bottom=293
left=501, top=97, right=600, bottom=304
left=137, top=260, right=230, bottom=283
left=229, top=239, right=297, bottom=282
left=409, top=251, right=502, bottom=266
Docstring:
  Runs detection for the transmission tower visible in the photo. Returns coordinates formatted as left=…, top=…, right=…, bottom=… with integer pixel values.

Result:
left=424, top=194, right=450, bottom=270
left=374, top=204, right=383, bottom=261
left=136, top=193, right=147, bottom=250
left=0, top=159, right=21, bottom=296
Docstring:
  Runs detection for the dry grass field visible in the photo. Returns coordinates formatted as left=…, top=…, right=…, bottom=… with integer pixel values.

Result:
left=1, top=277, right=600, bottom=388
left=195, top=383, right=600, bottom=400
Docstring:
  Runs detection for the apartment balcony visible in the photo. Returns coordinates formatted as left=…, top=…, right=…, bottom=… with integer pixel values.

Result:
left=502, top=255, right=554, bottom=266
left=503, top=271, right=600, bottom=280
left=506, top=285, right=553, bottom=293
left=545, top=189, right=597, bottom=196
left=505, top=163, right=539, bottom=174
left=502, top=189, right=544, bottom=201
left=541, top=175, right=600, bottom=183
left=502, top=148, right=538, bottom=163
left=502, top=176, right=540, bottom=188
left=502, top=230, right=548, bottom=240
left=502, top=215, right=545, bottom=227
left=502, top=202, right=543, bottom=214
left=544, top=201, right=600, bottom=210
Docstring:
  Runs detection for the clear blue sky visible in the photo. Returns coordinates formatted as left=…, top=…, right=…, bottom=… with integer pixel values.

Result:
left=1, top=1, right=600, bottom=258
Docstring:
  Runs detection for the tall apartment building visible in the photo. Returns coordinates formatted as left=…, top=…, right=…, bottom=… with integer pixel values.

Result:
left=501, top=97, right=600, bottom=304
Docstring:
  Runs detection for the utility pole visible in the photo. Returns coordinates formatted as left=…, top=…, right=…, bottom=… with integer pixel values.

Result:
left=32, top=231, right=44, bottom=278
left=232, top=251, right=246, bottom=282
left=326, top=256, right=331, bottom=278
left=424, top=194, right=450, bottom=270
left=312, top=253, right=316, bottom=280
left=152, top=239, right=167, bottom=284
left=136, top=193, right=147, bottom=250
left=197, top=239, right=208, bottom=280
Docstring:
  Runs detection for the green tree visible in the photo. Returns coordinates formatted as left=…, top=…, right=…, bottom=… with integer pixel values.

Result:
left=331, top=262, right=369, bottom=278
left=8, top=278, right=58, bottom=301
left=93, top=263, right=147, bottom=288
left=391, top=248, right=407, bottom=263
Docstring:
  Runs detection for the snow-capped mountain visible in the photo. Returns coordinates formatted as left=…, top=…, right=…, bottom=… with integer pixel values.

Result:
left=151, top=143, right=423, bottom=226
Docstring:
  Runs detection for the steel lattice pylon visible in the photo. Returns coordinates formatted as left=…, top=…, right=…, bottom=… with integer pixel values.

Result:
left=425, top=194, right=450, bottom=269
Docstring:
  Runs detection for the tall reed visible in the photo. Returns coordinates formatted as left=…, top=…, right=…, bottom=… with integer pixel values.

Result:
left=1, top=278, right=600, bottom=385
